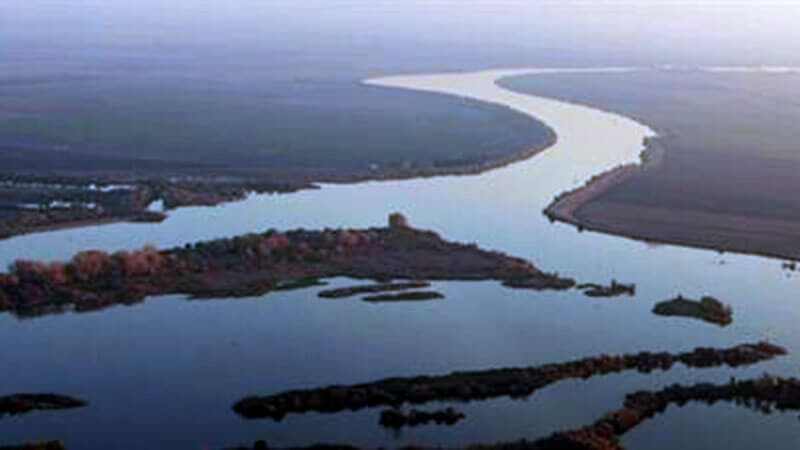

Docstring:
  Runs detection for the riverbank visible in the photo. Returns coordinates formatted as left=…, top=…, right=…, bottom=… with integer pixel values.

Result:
left=0, top=67, right=648, bottom=259
left=562, top=196, right=800, bottom=262
left=0, top=172, right=318, bottom=240
left=5, top=68, right=800, bottom=448
left=542, top=134, right=800, bottom=262
left=0, top=112, right=555, bottom=241
left=501, top=69, right=800, bottom=263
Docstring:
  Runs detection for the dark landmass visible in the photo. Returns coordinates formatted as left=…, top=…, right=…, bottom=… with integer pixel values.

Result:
left=362, top=291, right=444, bottom=302
left=232, top=342, right=784, bottom=420
left=521, top=374, right=800, bottom=450
left=228, top=443, right=359, bottom=450
left=502, top=272, right=576, bottom=291
left=544, top=163, right=642, bottom=232
left=231, top=374, right=800, bottom=450
left=231, top=355, right=792, bottom=450
left=0, top=173, right=314, bottom=240
left=576, top=280, right=635, bottom=298
left=318, top=282, right=431, bottom=299
left=542, top=136, right=664, bottom=238
left=0, top=81, right=556, bottom=241
left=379, top=407, right=465, bottom=428
left=0, top=70, right=555, bottom=176
left=0, top=394, right=86, bottom=417
left=504, top=71, right=800, bottom=262
left=0, top=443, right=65, bottom=450
left=0, top=215, right=570, bottom=318
left=274, top=278, right=328, bottom=292
left=652, top=295, right=733, bottom=326
left=0, top=126, right=555, bottom=241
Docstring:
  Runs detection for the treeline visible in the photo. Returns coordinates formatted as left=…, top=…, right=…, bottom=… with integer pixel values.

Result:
left=0, top=228, right=380, bottom=315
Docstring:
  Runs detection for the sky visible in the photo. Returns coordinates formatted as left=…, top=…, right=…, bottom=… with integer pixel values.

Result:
left=2, top=1, right=800, bottom=69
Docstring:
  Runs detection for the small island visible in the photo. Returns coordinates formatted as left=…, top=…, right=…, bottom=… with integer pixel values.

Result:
left=0, top=214, right=574, bottom=318
left=0, top=442, right=65, bottom=450
left=318, top=281, right=431, bottom=299
left=0, top=394, right=86, bottom=418
left=577, top=280, right=635, bottom=297
left=652, top=295, right=733, bottom=326
left=362, top=291, right=445, bottom=302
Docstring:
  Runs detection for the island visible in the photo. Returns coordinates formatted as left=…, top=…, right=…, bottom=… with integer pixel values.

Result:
left=229, top=344, right=789, bottom=450
left=362, top=291, right=445, bottom=302
left=233, top=341, right=784, bottom=420
left=577, top=280, right=635, bottom=297
left=652, top=295, right=733, bottom=326
left=0, top=214, right=574, bottom=318
left=317, top=281, right=431, bottom=299
left=0, top=443, right=65, bottom=450
left=0, top=394, right=86, bottom=418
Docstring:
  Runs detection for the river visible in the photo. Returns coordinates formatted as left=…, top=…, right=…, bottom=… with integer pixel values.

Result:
left=1, top=68, right=798, bottom=449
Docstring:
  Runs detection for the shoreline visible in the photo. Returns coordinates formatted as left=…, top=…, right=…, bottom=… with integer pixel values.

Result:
left=6, top=66, right=800, bottom=450
left=7, top=66, right=800, bottom=263
left=419, top=68, right=800, bottom=265
left=0, top=130, right=556, bottom=242
left=565, top=201, right=800, bottom=262
left=234, top=341, right=785, bottom=420
left=494, top=71, right=800, bottom=264
left=540, top=135, right=800, bottom=262
left=543, top=136, right=665, bottom=226
left=0, top=215, right=574, bottom=319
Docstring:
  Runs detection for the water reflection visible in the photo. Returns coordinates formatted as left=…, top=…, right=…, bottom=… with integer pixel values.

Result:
left=1, top=69, right=799, bottom=448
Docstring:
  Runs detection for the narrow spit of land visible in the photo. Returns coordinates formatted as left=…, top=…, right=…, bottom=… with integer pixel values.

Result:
left=237, top=374, right=800, bottom=450
left=0, top=394, right=86, bottom=418
left=233, top=342, right=785, bottom=419
left=0, top=442, right=65, bottom=450
left=0, top=214, right=574, bottom=318
left=230, top=342, right=788, bottom=450
left=317, top=281, right=431, bottom=299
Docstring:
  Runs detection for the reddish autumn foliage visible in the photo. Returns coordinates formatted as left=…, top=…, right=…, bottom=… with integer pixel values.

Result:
left=46, top=262, right=69, bottom=285
left=263, top=233, right=290, bottom=251
left=9, top=260, right=52, bottom=283
left=70, top=251, right=111, bottom=281
left=337, top=230, right=359, bottom=247
left=113, top=245, right=163, bottom=276
left=0, top=290, right=9, bottom=309
left=0, top=273, right=19, bottom=286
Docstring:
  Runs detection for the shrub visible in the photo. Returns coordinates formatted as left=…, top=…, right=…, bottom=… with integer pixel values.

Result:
left=70, top=251, right=111, bottom=281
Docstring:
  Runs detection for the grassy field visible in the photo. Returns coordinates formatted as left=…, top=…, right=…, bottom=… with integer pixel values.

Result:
left=0, top=74, right=553, bottom=173
left=502, top=70, right=800, bottom=222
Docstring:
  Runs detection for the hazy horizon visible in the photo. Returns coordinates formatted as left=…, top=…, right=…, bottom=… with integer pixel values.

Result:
left=4, top=0, right=800, bottom=76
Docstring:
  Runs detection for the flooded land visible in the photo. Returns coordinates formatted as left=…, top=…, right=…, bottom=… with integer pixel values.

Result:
left=4, top=66, right=800, bottom=449
left=4, top=3, right=800, bottom=448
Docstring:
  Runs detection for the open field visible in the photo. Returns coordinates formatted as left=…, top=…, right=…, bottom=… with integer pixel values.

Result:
left=503, top=70, right=800, bottom=260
